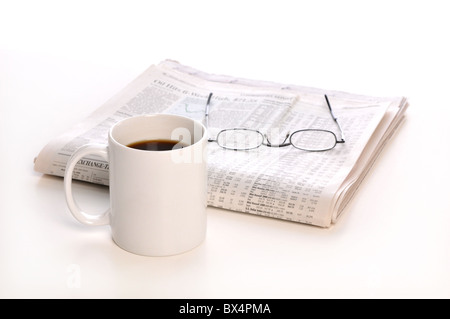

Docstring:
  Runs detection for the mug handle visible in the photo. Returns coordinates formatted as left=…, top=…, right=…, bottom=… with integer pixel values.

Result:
left=64, top=144, right=110, bottom=226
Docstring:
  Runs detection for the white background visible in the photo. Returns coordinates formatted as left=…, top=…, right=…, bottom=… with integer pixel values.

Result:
left=1, top=0, right=449, bottom=298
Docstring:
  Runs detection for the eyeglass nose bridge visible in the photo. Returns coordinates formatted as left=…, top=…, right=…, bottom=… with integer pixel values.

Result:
left=263, top=132, right=291, bottom=147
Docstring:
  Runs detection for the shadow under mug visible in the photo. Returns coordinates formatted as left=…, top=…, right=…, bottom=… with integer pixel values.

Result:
left=64, top=114, right=208, bottom=256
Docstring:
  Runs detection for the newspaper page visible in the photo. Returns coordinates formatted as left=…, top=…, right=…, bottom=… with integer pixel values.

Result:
left=34, top=61, right=407, bottom=227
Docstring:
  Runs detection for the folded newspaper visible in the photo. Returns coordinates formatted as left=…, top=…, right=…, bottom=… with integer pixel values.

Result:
left=34, top=60, right=408, bottom=227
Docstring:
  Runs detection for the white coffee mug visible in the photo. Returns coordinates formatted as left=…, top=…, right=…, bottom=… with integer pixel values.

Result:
left=64, top=114, right=208, bottom=256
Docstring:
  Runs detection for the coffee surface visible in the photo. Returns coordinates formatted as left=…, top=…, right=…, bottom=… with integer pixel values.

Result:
left=127, top=139, right=187, bottom=151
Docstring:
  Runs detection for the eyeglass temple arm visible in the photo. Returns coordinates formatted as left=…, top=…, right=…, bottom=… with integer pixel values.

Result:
left=205, top=92, right=213, bottom=129
left=324, top=94, right=346, bottom=143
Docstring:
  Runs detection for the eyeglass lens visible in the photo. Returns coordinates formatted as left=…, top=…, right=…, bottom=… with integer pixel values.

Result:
left=290, top=130, right=337, bottom=151
left=217, top=129, right=264, bottom=150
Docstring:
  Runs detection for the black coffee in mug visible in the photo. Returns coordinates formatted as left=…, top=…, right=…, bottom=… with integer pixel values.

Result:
left=127, top=139, right=188, bottom=151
